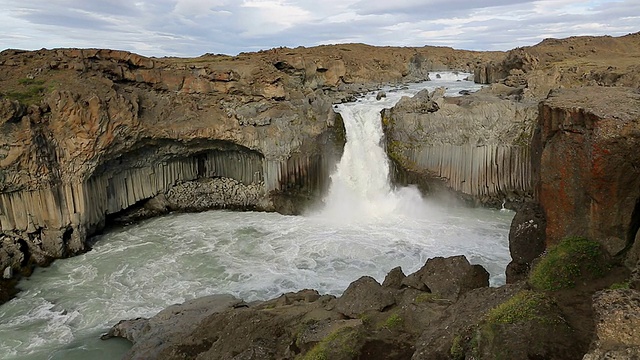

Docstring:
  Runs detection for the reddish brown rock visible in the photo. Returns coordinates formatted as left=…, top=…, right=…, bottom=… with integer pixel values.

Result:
left=534, top=87, right=640, bottom=253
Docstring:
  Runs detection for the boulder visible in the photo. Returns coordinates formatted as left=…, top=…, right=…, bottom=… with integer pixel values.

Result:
left=382, top=266, right=406, bottom=289
left=102, top=294, right=242, bottom=359
left=393, top=88, right=440, bottom=114
left=402, top=255, right=489, bottom=300
left=506, top=202, right=546, bottom=283
left=334, top=276, right=396, bottom=318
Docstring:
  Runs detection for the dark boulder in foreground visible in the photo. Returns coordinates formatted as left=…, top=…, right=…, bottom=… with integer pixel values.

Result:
left=101, top=294, right=243, bottom=359
left=506, top=201, right=546, bottom=283
left=401, top=255, right=489, bottom=299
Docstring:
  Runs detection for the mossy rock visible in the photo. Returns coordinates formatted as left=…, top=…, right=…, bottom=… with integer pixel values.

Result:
left=1, top=78, right=51, bottom=105
left=529, top=236, right=610, bottom=291
left=485, top=290, right=562, bottom=326
left=301, top=326, right=364, bottom=360
left=451, top=290, right=580, bottom=359
left=376, top=312, right=403, bottom=330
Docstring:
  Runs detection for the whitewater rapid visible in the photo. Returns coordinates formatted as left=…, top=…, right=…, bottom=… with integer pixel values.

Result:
left=0, top=73, right=513, bottom=360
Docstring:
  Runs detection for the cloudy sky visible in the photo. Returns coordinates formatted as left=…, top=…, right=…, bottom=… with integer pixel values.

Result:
left=1, top=0, right=638, bottom=57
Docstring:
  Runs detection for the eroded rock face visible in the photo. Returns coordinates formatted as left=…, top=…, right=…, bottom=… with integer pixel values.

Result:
left=382, top=86, right=538, bottom=206
left=534, top=87, right=640, bottom=252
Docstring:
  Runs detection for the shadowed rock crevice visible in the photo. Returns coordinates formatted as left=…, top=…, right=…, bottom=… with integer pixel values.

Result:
left=625, top=198, right=640, bottom=255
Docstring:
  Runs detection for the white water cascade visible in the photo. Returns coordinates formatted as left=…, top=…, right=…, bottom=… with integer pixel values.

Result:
left=320, top=73, right=473, bottom=221
left=0, top=73, right=513, bottom=360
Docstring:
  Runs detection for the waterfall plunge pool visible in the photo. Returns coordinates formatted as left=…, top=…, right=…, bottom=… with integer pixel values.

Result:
left=0, top=73, right=514, bottom=359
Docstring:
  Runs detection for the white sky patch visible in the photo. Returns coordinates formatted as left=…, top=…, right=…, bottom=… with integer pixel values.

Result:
left=324, top=11, right=362, bottom=23
left=570, top=22, right=608, bottom=31
left=532, top=0, right=606, bottom=15
left=238, top=0, right=312, bottom=36
left=173, top=0, right=228, bottom=17
left=429, top=15, right=498, bottom=26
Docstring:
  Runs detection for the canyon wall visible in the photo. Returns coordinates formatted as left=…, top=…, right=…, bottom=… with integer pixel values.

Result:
left=0, top=45, right=499, bottom=276
left=382, top=88, right=538, bottom=206
left=534, top=87, right=640, bottom=260
left=474, top=33, right=640, bottom=99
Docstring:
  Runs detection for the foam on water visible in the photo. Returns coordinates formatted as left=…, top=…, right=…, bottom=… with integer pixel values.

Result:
left=0, top=73, right=513, bottom=359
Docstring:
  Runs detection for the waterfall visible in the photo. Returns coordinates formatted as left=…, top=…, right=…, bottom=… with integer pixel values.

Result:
left=318, top=72, right=482, bottom=221
left=319, top=88, right=428, bottom=221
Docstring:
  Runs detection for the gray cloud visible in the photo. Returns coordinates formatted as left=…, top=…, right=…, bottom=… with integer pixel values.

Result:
left=0, top=0, right=638, bottom=56
left=350, top=0, right=537, bottom=16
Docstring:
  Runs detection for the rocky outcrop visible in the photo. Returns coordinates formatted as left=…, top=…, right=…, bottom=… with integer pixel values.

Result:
left=473, top=32, right=640, bottom=99
left=401, top=255, right=489, bottom=300
left=534, top=87, right=640, bottom=254
left=474, top=48, right=539, bottom=85
left=102, top=294, right=243, bottom=359
left=382, top=86, right=538, bottom=206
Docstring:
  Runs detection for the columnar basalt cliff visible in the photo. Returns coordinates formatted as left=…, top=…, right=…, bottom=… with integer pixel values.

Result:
left=383, top=33, right=640, bottom=208
left=0, top=45, right=500, bottom=280
left=382, top=87, right=538, bottom=206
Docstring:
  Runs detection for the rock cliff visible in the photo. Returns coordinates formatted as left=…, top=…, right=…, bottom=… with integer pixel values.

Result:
left=534, top=87, right=640, bottom=257
left=382, top=87, right=538, bottom=207
left=384, top=32, right=640, bottom=209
